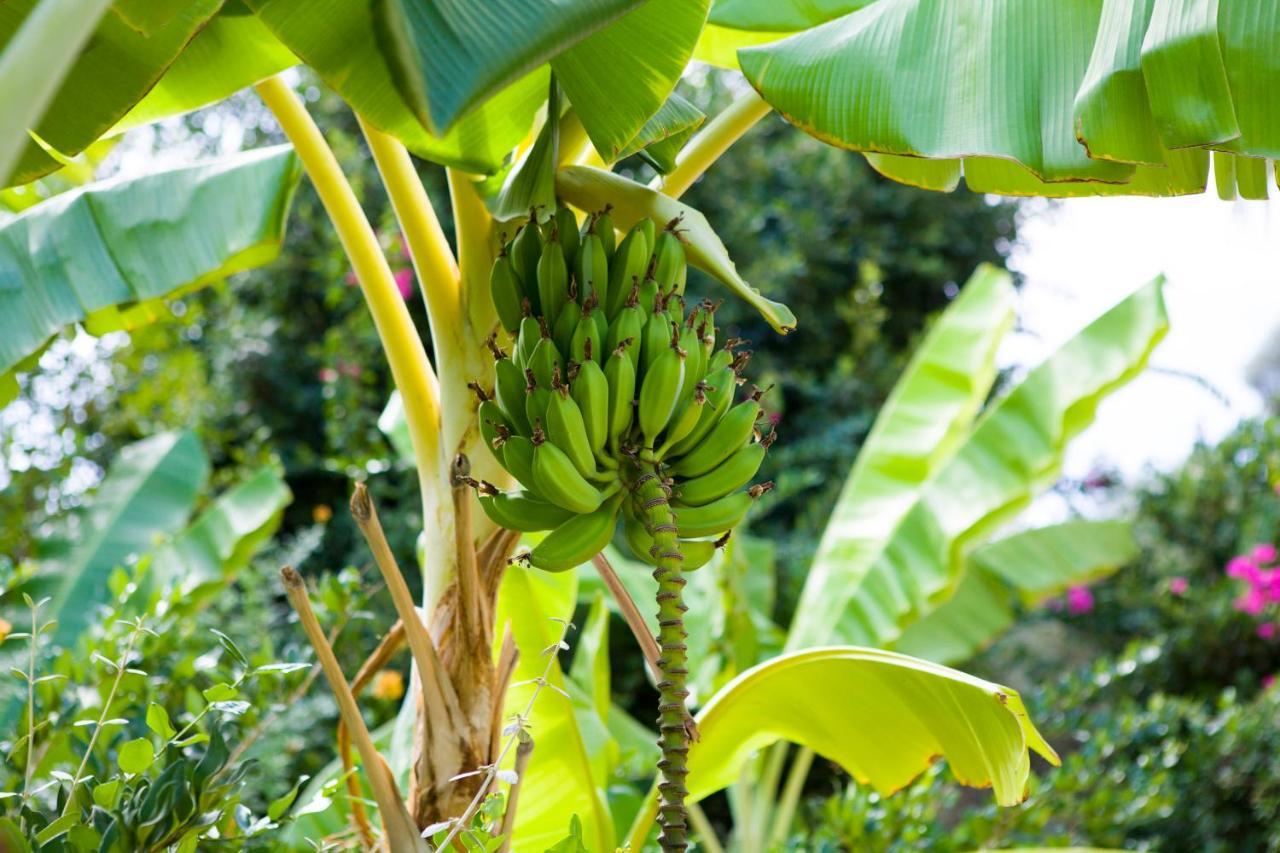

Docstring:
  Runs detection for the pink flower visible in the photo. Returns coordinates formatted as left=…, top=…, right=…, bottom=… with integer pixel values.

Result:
left=394, top=268, right=415, bottom=300
left=1066, top=585, right=1094, bottom=616
left=1258, top=623, right=1277, bottom=640
left=1265, top=674, right=1277, bottom=690
left=344, top=271, right=358, bottom=286
left=1252, top=544, right=1278, bottom=565
left=1227, top=557, right=1260, bottom=583
left=1236, top=586, right=1268, bottom=616
left=1168, top=576, right=1189, bottom=596
left=318, top=367, right=338, bottom=383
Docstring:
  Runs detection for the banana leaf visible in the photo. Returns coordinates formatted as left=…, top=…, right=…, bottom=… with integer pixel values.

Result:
left=797, top=278, right=1167, bottom=651
left=555, top=165, right=796, bottom=334
left=787, top=265, right=1015, bottom=651
left=893, top=520, right=1138, bottom=664
left=738, top=0, right=1280, bottom=196
left=686, top=646, right=1059, bottom=806
left=0, top=145, right=301, bottom=407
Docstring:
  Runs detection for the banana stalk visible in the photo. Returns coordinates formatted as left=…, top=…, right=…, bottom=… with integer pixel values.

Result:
left=632, top=467, right=692, bottom=852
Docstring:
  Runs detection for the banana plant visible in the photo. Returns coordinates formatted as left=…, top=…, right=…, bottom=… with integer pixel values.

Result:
left=0, top=1, right=1196, bottom=849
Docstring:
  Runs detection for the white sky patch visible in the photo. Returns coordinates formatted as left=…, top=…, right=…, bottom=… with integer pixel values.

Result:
left=1003, top=193, right=1280, bottom=521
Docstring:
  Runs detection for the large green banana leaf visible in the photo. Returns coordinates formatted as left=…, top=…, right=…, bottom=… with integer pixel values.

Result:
left=493, top=564, right=615, bottom=851
left=737, top=0, right=1280, bottom=197
left=794, top=278, right=1168, bottom=651
left=893, top=520, right=1138, bottom=664
left=615, top=94, right=707, bottom=174
left=0, top=0, right=223, bottom=188
left=549, top=0, right=710, bottom=161
left=0, top=0, right=112, bottom=187
left=43, top=432, right=209, bottom=647
left=0, top=144, right=300, bottom=407
left=245, top=0, right=550, bottom=175
left=686, top=647, right=1059, bottom=806
left=148, top=466, right=292, bottom=609
left=786, top=265, right=1015, bottom=651
left=555, top=165, right=796, bottom=334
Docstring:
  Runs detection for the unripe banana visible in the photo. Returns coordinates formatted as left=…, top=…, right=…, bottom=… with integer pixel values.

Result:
left=525, top=368, right=551, bottom=426
left=707, top=347, right=734, bottom=375
left=604, top=343, right=636, bottom=450
left=638, top=336, right=685, bottom=447
left=536, top=232, right=569, bottom=326
left=571, top=300, right=603, bottom=365
left=501, top=435, right=538, bottom=489
left=478, top=399, right=511, bottom=451
left=595, top=207, right=616, bottom=258
left=624, top=516, right=719, bottom=571
left=651, top=225, right=685, bottom=294
left=511, top=219, right=544, bottom=309
left=658, top=385, right=706, bottom=455
left=515, top=311, right=540, bottom=370
left=489, top=252, right=524, bottom=334
left=640, top=311, right=673, bottom=378
left=669, top=396, right=762, bottom=478
left=554, top=206, right=580, bottom=263
left=606, top=298, right=645, bottom=371
left=677, top=323, right=705, bottom=402
left=495, top=358, right=531, bottom=435
left=666, top=368, right=736, bottom=458
left=528, top=332, right=562, bottom=390
left=575, top=228, right=609, bottom=304
left=636, top=217, right=657, bottom=258
left=672, top=489, right=756, bottom=538
left=675, top=441, right=767, bottom=506
left=571, top=358, right=609, bottom=455
left=532, top=435, right=607, bottom=513
left=546, top=383, right=597, bottom=479
left=636, top=274, right=660, bottom=316
left=479, top=489, right=573, bottom=532
left=554, top=296, right=580, bottom=355
left=528, top=494, right=623, bottom=572
left=607, top=229, right=651, bottom=319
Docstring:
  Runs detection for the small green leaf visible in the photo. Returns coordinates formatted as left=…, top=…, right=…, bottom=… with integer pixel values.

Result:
left=146, top=703, right=176, bottom=738
left=117, top=737, right=154, bottom=775
left=210, top=629, right=248, bottom=668
left=268, top=774, right=310, bottom=821
left=202, top=682, right=237, bottom=702
left=92, top=778, right=120, bottom=808
left=34, top=813, right=80, bottom=845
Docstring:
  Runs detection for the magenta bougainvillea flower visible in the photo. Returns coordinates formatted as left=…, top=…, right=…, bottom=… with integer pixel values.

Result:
left=1226, top=542, right=1280, bottom=637
left=1066, top=585, right=1095, bottom=615
left=1169, top=576, right=1189, bottom=596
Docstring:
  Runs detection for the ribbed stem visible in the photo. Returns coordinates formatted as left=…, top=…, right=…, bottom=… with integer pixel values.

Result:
left=634, top=467, right=690, bottom=851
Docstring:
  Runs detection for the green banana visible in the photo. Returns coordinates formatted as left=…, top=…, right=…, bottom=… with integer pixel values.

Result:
left=555, top=206, right=580, bottom=263
left=672, top=489, right=755, bottom=538
left=641, top=311, right=673, bottom=377
left=479, top=490, right=573, bottom=532
left=571, top=358, right=609, bottom=455
left=532, top=435, right=607, bottom=514
left=554, top=295, right=580, bottom=355
left=636, top=217, right=656, bottom=258
left=494, top=358, right=531, bottom=436
left=528, top=494, right=622, bottom=572
left=707, top=346, right=735, bottom=375
left=604, top=343, right=636, bottom=450
left=489, top=252, right=524, bottom=334
left=576, top=227, right=608, bottom=303
left=511, top=217, right=544, bottom=304
left=514, top=311, right=540, bottom=370
left=677, top=323, right=705, bottom=402
left=501, top=435, right=538, bottom=489
left=536, top=231, right=569, bottom=325
left=607, top=227, right=651, bottom=319
left=570, top=300, right=604, bottom=365
left=666, top=368, right=737, bottom=458
left=638, top=336, right=685, bottom=447
left=606, top=296, right=645, bottom=371
left=675, top=441, right=767, bottom=506
left=478, top=399, right=512, bottom=451
left=658, top=384, right=706, bottom=456
left=669, top=395, right=761, bottom=478
left=595, top=206, right=616, bottom=257
left=528, top=331, right=562, bottom=390
left=525, top=368, right=551, bottom=427
left=546, top=383, right=597, bottom=478
left=651, top=226, right=685, bottom=294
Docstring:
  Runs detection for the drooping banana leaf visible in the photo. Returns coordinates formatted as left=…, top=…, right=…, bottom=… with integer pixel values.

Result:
left=148, top=466, right=292, bottom=609
left=374, top=0, right=647, bottom=136
left=739, top=0, right=1280, bottom=197
left=615, top=93, right=706, bottom=174
left=685, top=647, right=1059, bottom=806
left=245, top=0, right=549, bottom=174
left=708, top=0, right=873, bottom=31
left=0, top=144, right=301, bottom=407
left=1, top=0, right=224, bottom=188
left=797, top=278, right=1168, bottom=651
left=555, top=165, right=796, bottom=334
left=550, top=0, right=710, bottom=161
left=786, top=265, right=1015, bottom=651
left=0, top=0, right=112, bottom=186
left=44, top=432, right=210, bottom=648
left=893, top=520, right=1138, bottom=664
left=493, top=564, right=615, bottom=851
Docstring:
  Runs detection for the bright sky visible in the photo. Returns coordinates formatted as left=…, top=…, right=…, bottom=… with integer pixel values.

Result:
left=1002, top=191, right=1280, bottom=486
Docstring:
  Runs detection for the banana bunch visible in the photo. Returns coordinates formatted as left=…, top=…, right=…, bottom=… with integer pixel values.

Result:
left=476, top=207, right=775, bottom=572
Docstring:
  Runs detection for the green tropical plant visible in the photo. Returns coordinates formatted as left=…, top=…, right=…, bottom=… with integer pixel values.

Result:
left=0, top=0, right=1220, bottom=848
